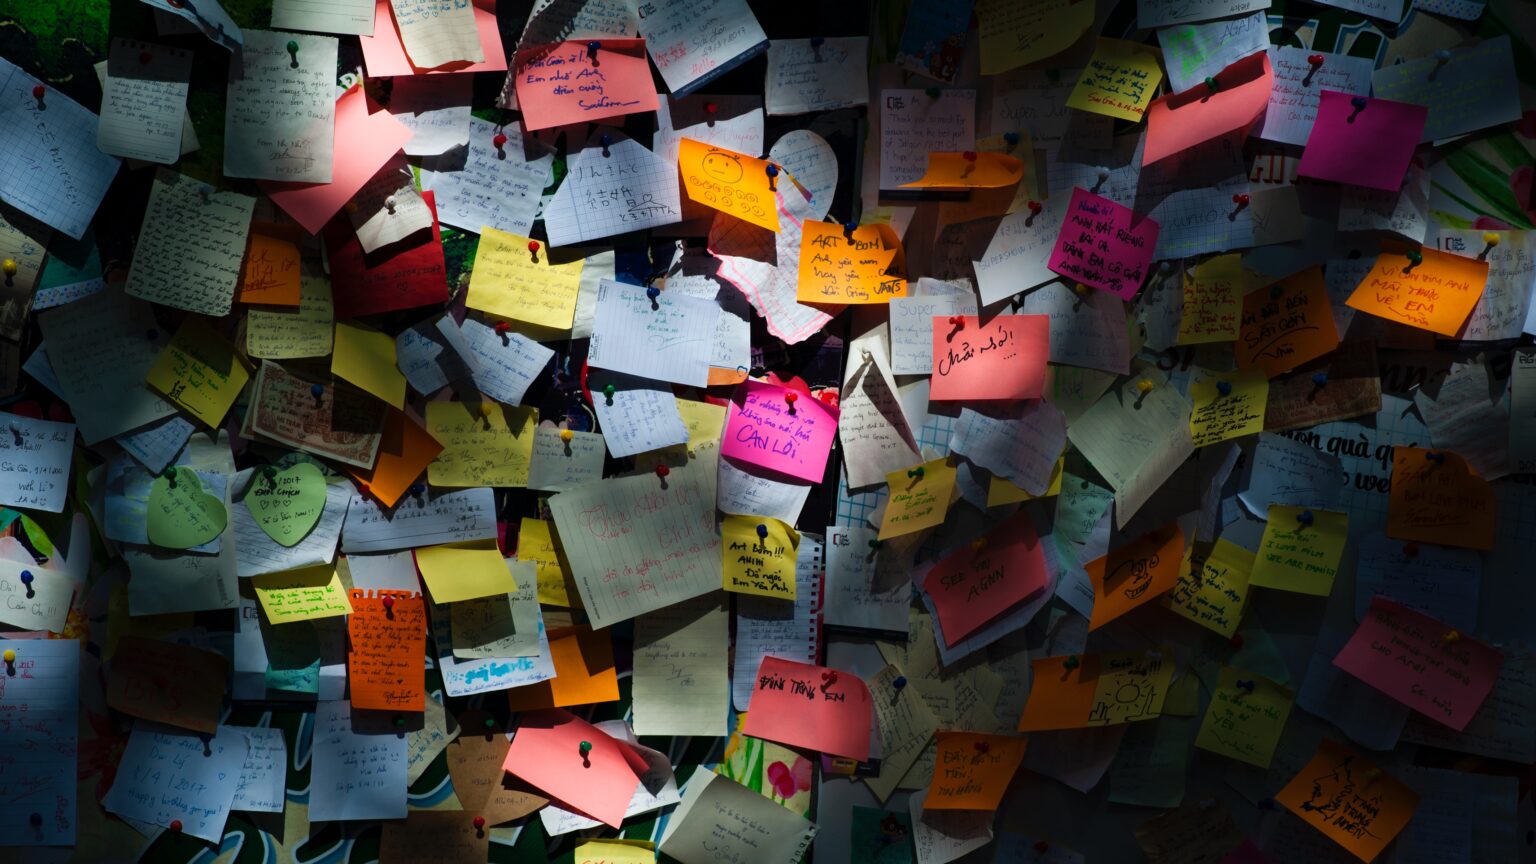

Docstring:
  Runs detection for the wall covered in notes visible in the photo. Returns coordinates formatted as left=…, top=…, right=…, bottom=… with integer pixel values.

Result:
left=2, top=0, right=1536, bottom=863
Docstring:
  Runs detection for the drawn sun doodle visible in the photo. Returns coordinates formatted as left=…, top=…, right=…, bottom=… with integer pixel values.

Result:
left=701, top=149, right=744, bottom=184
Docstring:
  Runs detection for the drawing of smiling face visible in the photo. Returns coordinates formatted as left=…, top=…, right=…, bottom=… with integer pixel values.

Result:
left=701, top=150, right=743, bottom=184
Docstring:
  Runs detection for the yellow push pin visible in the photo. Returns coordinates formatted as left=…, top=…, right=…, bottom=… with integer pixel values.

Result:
left=970, top=537, right=988, bottom=552
left=1481, top=232, right=1501, bottom=259
left=560, top=428, right=574, bottom=444
left=1442, top=629, right=1461, bottom=644
left=1072, top=283, right=1089, bottom=296
left=2, top=649, right=14, bottom=663
left=1135, top=379, right=1155, bottom=394
left=1, top=258, right=16, bottom=287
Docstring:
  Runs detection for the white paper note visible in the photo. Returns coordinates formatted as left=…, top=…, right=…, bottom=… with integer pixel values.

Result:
left=97, top=39, right=193, bottom=164
left=125, top=169, right=255, bottom=316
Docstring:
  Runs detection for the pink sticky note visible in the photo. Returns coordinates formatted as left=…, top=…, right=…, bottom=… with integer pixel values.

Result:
left=924, top=511, right=1048, bottom=646
left=722, top=380, right=839, bottom=483
left=930, top=314, right=1049, bottom=401
left=741, top=657, right=874, bottom=761
left=359, top=0, right=507, bottom=76
left=1047, top=188, right=1159, bottom=299
left=501, top=708, right=647, bottom=828
left=262, top=87, right=414, bottom=235
left=1332, top=596, right=1502, bottom=731
left=513, top=40, right=660, bottom=132
left=1296, top=90, right=1428, bottom=192
left=1144, top=52, right=1272, bottom=165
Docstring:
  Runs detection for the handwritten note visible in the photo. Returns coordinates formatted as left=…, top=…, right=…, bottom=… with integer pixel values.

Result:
left=796, top=221, right=902, bottom=303
left=1387, top=447, right=1495, bottom=551
left=389, top=0, right=483, bottom=69
left=1297, top=91, right=1428, bottom=192
left=247, top=274, right=333, bottom=359
left=742, top=656, right=874, bottom=760
left=503, top=709, right=645, bottom=828
left=252, top=564, right=353, bottom=624
left=1194, top=667, right=1293, bottom=768
left=97, top=39, right=192, bottom=164
left=678, top=138, right=779, bottom=232
left=146, top=317, right=252, bottom=428
left=102, top=724, right=248, bottom=843
left=721, top=381, right=839, bottom=483
left=636, top=0, right=768, bottom=97
left=514, top=40, right=658, bottom=131
left=224, top=31, right=338, bottom=183
left=1260, top=46, right=1374, bottom=146
left=1067, top=38, right=1165, bottom=121
left=1275, top=739, right=1419, bottom=862
left=1345, top=246, right=1487, bottom=337
left=1048, top=188, right=1159, bottom=300
left=0, top=638, right=78, bottom=845
left=879, top=458, right=956, bottom=540
left=527, top=425, right=606, bottom=492
left=1163, top=538, right=1252, bottom=638
left=925, top=732, right=1027, bottom=811
left=125, top=169, right=255, bottom=316
left=1237, top=268, right=1339, bottom=376
left=467, top=227, right=585, bottom=330
left=544, top=128, right=684, bottom=246
left=930, top=314, right=1049, bottom=401
left=588, top=279, right=719, bottom=386
left=975, top=0, right=1091, bottom=74
left=1018, top=651, right=1174, bottom=731
left=927, top=511, right=1048, bottom=645
left=632, top=592, right=730, bottom=737
left=764, top=37, right=868, bottom=115
left=246, top=361, right=384, bottom=468
left=426, top=401, right=536, bottom=487
left=0, top=413, right=73, bottom=512
left=1188, top=368, right=1267, bottom=447
left=1249, top=505, right=1348, bottom=596
left=659, top=769, right=815, bottom=864
left=347, top=589, right=426, bottom=711
left=309, top=700, right=408, bottom=821
left=1086, top=525, right=1185, bottom=631
left=878, top=88, right=976, bottom=190
left=327, top=189, right=449, bottom=318
left=427, top=117, right=552, bottom=237
left=721, top=515, right=798, bottom=599
left=1371, top=35, right=1521, bottom=142
left=106, top=636, right=229, bottom=734
left=949, top=401, right=1066, bottom=495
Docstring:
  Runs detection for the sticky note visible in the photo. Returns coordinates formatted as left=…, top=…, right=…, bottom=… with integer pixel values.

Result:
left=327, top=190, right=450, bottom=319
left=1143, top=52, right=1271, bottom=165
left=1048, top=188, right=1160, bottom=300
left=415, top=539, right=517, bottom=603
left=146, top=317, right=252, bottom=428
left=926, top=511, right=1048, bottom=646
left=426, top=401, right=537, bottom=487
left=332, top=321, right=407, bottom=408
left=878, top=458, right=956, bottom=540
left=740, top=656, right=875, bottom=761
left=1237, top=267, right=1340, bottom=377
left=1178, top=252, right=1244, bottom=344
left=347, top=589, right=427, bottom=712
left=1275, top=739, right=1419, bottom=862
left=930, top=314, right=1049, bottom=401
left=1333, top=596, right=1503, bottom=731
left=678, top=138, right=780, bottom=232
left=338, top=407, right=444, bottom=509
left=1249, top=505, right=1348, bottom=596
left=252, top=564, right=353, bottom=624
left=1188, top=368, right=1268, bottom=447
left=1344, top=246, right=1488, bottom=337
left=146, top=467, right=228, bottom=550
left=237, top=225, right=302, bottom=306
left=1162, top=539, right=1252, bottom=639
left=513, top=40, right=659, bottom=132
left=1297, top=91, right=1428, bottom=192
left=1018, top=651, right=1174, bottom=731
left=1387, top=447, right=1495, bottom=551
left=1086, top=524, right=1185, bottom=631
left=1194, top=667, right=1293, bottom=768
left=518, top=517, right=580, bottom=608
left=722, top=515, right=799, bottom=599
left=466, top=227, right=585, bottom=331
left=974, top=0, right=1092, bottom=74
left=796, top=221, right=904, bottom=304
left=247, top=274, right=334, bottom=359
left=1067, top=38, right=1165, bottom=121
left=106, top=636, right=228, bottom=734
left=506, top=626, right=619, bottom=711
left=721, top=380, right=839, bottom=483
left=900, top=151, right=1025, bottom=189
left=502, top=708, right=646, bottom=829
left=923, top=732, right=1028, bottom=811
left=575, top=840, right=655, bottom=864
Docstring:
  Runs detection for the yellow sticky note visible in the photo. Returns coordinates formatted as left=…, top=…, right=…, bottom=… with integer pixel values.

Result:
left=416, top=540, right=518, bottom=603
left=976, top=0, right=1093, bottom=75
left=678, top=138, right=780, bottom=232
left=1067, top=38, right=1165, bottom=121
left=1178, top=253, right=1244, bottom=345
left=146, top=317, right=252, bottom=428
left=986, top=457, right=1064, bottom=506
left=879, top=459, right=957, bottom=540
left=332, top=321, right=406, bottom=408
left=1163, top=539, right=1253, bottom=639
left=466, top=227, right=585, bottom=330
left=574, top=839, right=656, bottom=864
left=426, top=402, right=538, bottom=487
left=1188, top=368, right=1268, bottom=448
left=252, top=564, right=353, bottom=624
left=722, top=515, right=799, bottom=599
left=247, top=274, right=334, bottom=359
left=519, top=517, right=580, bottom=608
left=1249, top=506, right=1349, bottom=596
left=1194, top=667, right=1294, bottom=768
left=677, top=398, right=727, bottom=446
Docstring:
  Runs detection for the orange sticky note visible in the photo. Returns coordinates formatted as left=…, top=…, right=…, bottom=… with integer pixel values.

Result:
left=796, top=220, right=904, bottom=304
left=741, top=656, right=875, bottom=761
left=924, top=732, right=1028, bottom=811
left=1236, top=267, right=1340, bottom=378
left=513, top=40, right=658, bottom=132
left=505, top=626, right=619, bottom=711
left=1085, top=524, right=1185, bottom=631
left=1345, top=246, right=1489, bottom=337
left=1143, top=52, right=1272, bottom=165
left=339, top=407, right=444, bottom=509
left=105, top=636, right=228, bottom=735
left=1018, top=651, right=1174, bottom=732
left=1387, top=447, right=1495, bottom=551
left=901, top=152, right=1025, bottom=189
left=237, top=225, right=302, bottom=306
left=347, top=589, right=427, bottom=713
left=678, top=138, right=780, bottom=232
left=502, top=708, right=648, bottom=829
left=1275, top=739, right=1419, bottom=862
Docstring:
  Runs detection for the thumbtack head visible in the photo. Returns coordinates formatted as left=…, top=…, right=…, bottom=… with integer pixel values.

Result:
left=494, top=321, right=510, bottom=334
left=602, top=383, right=616, bottom=399
left=765, top=163, right=779, bottom=178
left=169, top=820, right=183, bottom=834
left=1307, top=54, right=1324, bottom=66
left=810, top=36, right=825, bottom=47
left=1351, top=96, right=1368, bottom=110
left=599, top=133, right=612, bottom=147
left=29, top=812, right=41, bottom=827
left=925, top=86, right=941, bottom=99
left=1229, top=633, right=1245, bottom=649
left=1435, top=49, right=1452, bottom=62
left=756, top=523, right=768, bottom=540
left=1297, top=510, right=1314, bottom=526
left=1232, top=193, right=1250, bottom=205
left=893, top=675, right=906, bottom=689
left=20, top=570, right=34, bottom=586
left=382, top=595, right=395, bottom=609
left=1063, top=655, right=1080, bottom=670
left=393, top=714, right=406, bottom=728
left=492, top=132, right=508, bottom=149
left=1216, top=381, right=1232, bottom=397
left=1135, top=379, right=1155, bottom=394
left=843, top=220, right=858, bottom=235
left=0, top=259, right=15, bottom=277
left=31, top=84, right=44, bottom=100
left=1027, top=200, right=1042, bottom=214
left=310, top=383, right=324, bottom=398
left=579, top=740, right=593, bottom=754
left=703, top=101, right=718, bottom=114
left=973, top=741, right=989, bottom=753
left=1204, top=76, right=1218, bottom=89
left=587, top=41, right=600, bottom=52
left=784, top=390, right=798, bottom=405
left=472, top=815, right=486, bottom=829
left=2, top=649, right=14, bottom=663
left=907, top=466, right=924, bottom=479
left=1483, top=232, right=1501, bottom=247
left=1442, top=629, right=1461, bottom=643
left=654, top=464, right=670, bottom=479
left=948, top=315, right=963, bottom=326
left=1003, top=131, right=1021, bottom=145
left=867, top=538, right=882, bottom=550
left=962, top=150, right=977, bottom=162
left=645, top=285, right=660, bottom=301
left=1311, top=372, right=1328, bottom=386
left=528, top=240, right=540, bottom=254
left=560, top=428, right=574, bottom=443
left=1406, top=250, right=1423, bottom=264
left=287, top=40, right=298, bottom=54
left=484, top=717, right=496, bottom=729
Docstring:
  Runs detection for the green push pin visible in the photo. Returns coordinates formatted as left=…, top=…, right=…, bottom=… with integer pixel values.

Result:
left=1404, top=250, right=1423, bottom=273
left=1063, top=655, right=1080, bottom=671
left=907, top=466, right=924, bottom=479
left=579, top=740, right=593, bottom=762
left=393, top=715, right=406, bottom=729
left=1204, top=76, right=1218, bottom=90
left=286, top=40, right=300, bottom=69
left=602, top=384, right=616, bottom=406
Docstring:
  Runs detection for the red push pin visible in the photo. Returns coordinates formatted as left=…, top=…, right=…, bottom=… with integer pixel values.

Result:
left=472, top=815, right=486, bottom=835
left=655, top=464, right=670, bottom=480
left=962, top=150, right=977, bottom=162
left=973, top=741, right=990, bottom=754
left=494, top=321, right=511, bottom=335
left=1232, top=193, right=1250, bottom=206
left=703, top=101, right=718, bottom=125
left=1229, top=633, right=1245, bottom=649
left=821, top=670, right=838, bottom=684
left=528, top=240, right=540, bottom=263
left=382, top=595, right=395, bottom=613
left=492, top=132, right=508, bottom=158
left=169, top=820, right=183, bottom=834
left=1307, top=54, right=1324, bottom=67
left=1027, top=200, right=1043, bottom=215
left=31, top=84, right=45, bottom=109
left=784, top=390, right=798, bottom=415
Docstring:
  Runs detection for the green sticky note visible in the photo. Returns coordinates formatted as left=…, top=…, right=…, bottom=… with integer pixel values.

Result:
left=265, top=660, right=320, bottom=694
left=146, top=467, right=228, bottom=549
left=247, top=462, right=327, bottom=547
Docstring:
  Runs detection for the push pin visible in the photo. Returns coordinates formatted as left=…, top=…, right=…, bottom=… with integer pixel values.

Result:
left=3, top=648, right=15, bottom=675
left=492, top=131, right=508, bottom=159
left=602, top=383, right=615, bottom=406
left=703, top=101, right=718, bottom=125
left=1270, top=282, right=1284, bottom=300
left=1402, top=249, right=1423, bottom=273
left=961, top=150, right=978, bottom=170
left=286, top=39, right=299, bottom=68
left=946, top=315, right=964, bottom=342
left=1442, top=629, right=1460, bottom=644
left=821, top=670, right=838, bottom=685
left=599, top=134, right=612, bottom=157
left=1135, top=379, right=1155, bottom=394
left=29, top=812, right=42, bottom=837
left=925, top=86, right=941, bottom=99
left=409, top=482, right=426, bottom=499
left=646, top=284, right=660, bottom=307
left=587, top=41, right=601, bottom=64
left=893, top=675, right=907, bottom=690
left=1216, top=380, right=1232, bottom=398
left=1204, top=76, right=1219, bottom=92
left=163, top=466, right=178, bottom=488
left=1230, top=193, right=1250, bottom=220
left=1045, top=67, right=1061, bottom=82
left=785, top=390, right=798, bottom=415
left=198, top=185, right=212, bottom=205
left=1425, top=451, right=1446, bottom=464
left=526, top=240, right=540, bottom=263
left=756, top=523, right=769, bottom=541
left=654, top=463, right=670, bottom=485
left=494, top=321, right=511, bottom=341
left=1229, top=633, right=1245, bottom=649
left=1235, top=679, right=1256, bottom=694
left=973, top=741, right=990, bottom=754
left=1431, top=48, right=1451, bottom=79
left=971, top=537, right=988, bottom=552
left=765, top=163, right=779, bottom=191
left=560, top=428, right=574, bottom=444
left=384, top=196, right=397, bottom=215
left=843, top=220, right=858, bottom=243
left=1304, top=54, right=1324, bottom=86
left=1480, top=232, right=1500, bottom=260
left=867, top=538, right=882, bottom=551
left=2, top=258, right=16, bottom=287
left=9, top=424, right=20, bottom=445
left=1311, top=372, right=1328, bottom=387
left=1296, top=510, right=1314, bottom=527
left=31, top=84, right=45, bottom=110
left=382, top=595, right=395, bottom=619
left=579, top=739, right=593, bottom=762
left=473, top=815, right=486, bottom=836
left=169, top=820, right=183, bottom=835
left=1348, top=96, right=1368, bottom=122
left=907, top=466, right=924, bottom=480
left=1093, top=166, right=1110, bottom=191
left=139, top=49, right=154, bottom=64
left=1063, top=655, right=1080, bottom=671
left=20, top=570, right=34, bottom=599
left=1026, top=200, right=1043, bottom=216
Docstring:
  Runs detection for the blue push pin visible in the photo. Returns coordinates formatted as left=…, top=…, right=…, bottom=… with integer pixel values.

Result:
left=1425, top=451, right=1446, bottom=464
left=1216, top=381, right=1232, bottom=398
left=310, top=383, right=324, bottom=399
left=586, top=40, right=601, bottom=64
left=645, top=285, right=660, bottom=301
left=1297, top=510, right=1314, bottom=527
left=409, top=483, right=425, bottom=498
left=765, top=163, right=779, bottom=191
left=20, top=569, right=33, bottom=598
left=599, top=134, right=612, bottom=157
left=810, top=36, right=825, bottom=48
left=893, top=675, right=907, bottom=690
left=756, top=523, right=769, bottom=541
left=1003, top=131, right=1021, bottom=146
left=1312, top=372, right=1328, bottom=387
left=842, top=221, right=858, bottom=242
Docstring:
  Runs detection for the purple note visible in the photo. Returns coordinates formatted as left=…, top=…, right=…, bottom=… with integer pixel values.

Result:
left=1297, top=90, right=1428, bottom=192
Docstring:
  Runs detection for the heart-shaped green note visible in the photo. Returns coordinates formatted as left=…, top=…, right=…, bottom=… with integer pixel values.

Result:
left=146, top=468, right=228, bottom=549
left=247, top=462, right=326, bottom=547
